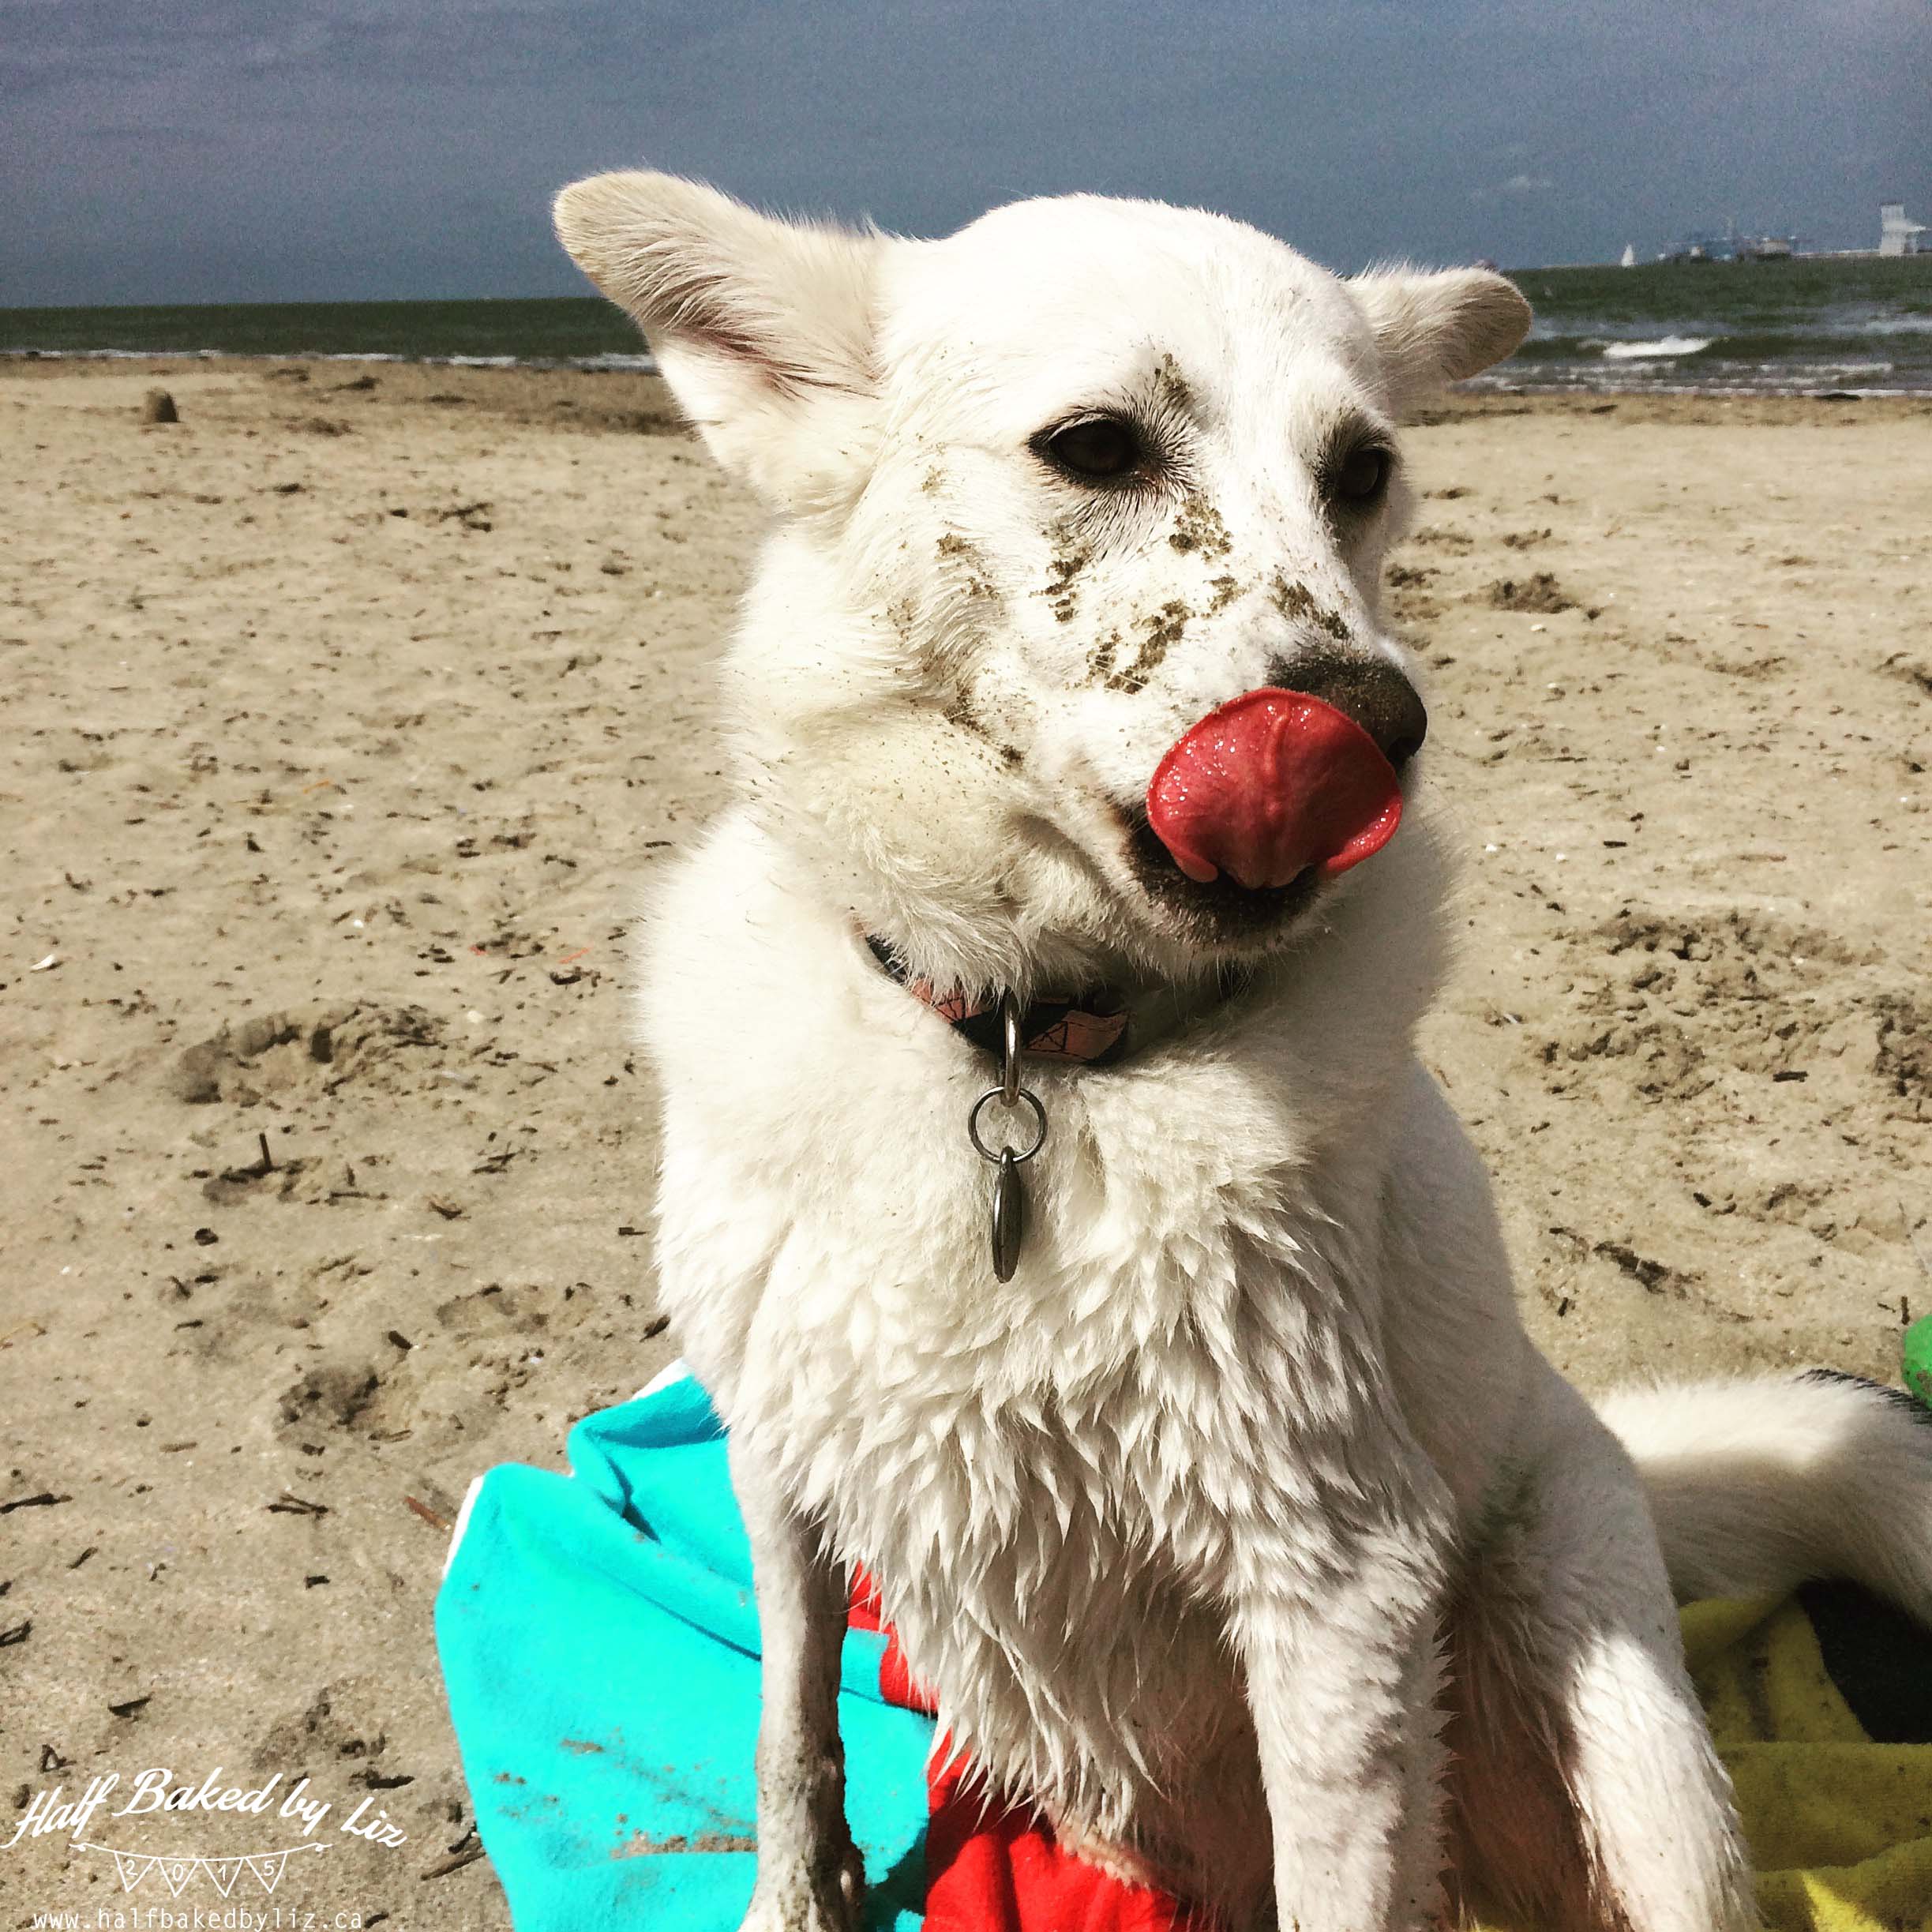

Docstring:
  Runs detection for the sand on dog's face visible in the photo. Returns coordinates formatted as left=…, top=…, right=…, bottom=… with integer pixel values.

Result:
left=2, top=362, right=1928, bottom=1923
left=834, top=208, right=1449, bottom=977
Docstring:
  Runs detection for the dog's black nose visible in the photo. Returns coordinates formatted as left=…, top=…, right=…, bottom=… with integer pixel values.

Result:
left=1266, top=649, right=1428, bottom=770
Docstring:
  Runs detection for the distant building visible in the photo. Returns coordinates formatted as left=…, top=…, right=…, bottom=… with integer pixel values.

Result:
left=1881, top=203, right=1926, bottom=257
left=1660, top=221, right=1795, bottom=264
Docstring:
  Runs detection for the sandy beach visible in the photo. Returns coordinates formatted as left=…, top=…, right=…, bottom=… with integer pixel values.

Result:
left=3, top=359, right=1928, bottom=1928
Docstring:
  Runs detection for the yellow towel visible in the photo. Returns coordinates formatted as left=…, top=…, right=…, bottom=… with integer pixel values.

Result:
left=1681, top=1592, right=1932, bottom=1931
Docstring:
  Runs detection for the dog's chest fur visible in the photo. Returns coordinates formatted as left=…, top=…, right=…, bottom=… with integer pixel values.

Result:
left=643, top=811, right=1451, bottom=1847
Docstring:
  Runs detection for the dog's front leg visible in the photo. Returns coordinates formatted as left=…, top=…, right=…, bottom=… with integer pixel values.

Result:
left=730, top=1434, right=863, bottom=1932
left=1235, top=1537, right=1446, bottom=1932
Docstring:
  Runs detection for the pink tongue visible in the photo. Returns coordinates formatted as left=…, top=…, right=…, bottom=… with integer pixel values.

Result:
left=1146, top=688, right=1404, bottom=890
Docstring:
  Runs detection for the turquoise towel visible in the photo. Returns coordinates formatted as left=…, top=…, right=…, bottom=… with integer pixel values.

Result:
left=434, top=1371, right=935, bottom=1930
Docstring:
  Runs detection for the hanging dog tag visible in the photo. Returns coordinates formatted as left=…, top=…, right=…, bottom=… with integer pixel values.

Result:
left=967, top=993, right=1049, bottom=1283
left=991, top=1149, right=1025, bottom=1282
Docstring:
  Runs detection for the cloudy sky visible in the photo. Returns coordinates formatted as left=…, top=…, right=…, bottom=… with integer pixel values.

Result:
left=4, top=0, right=1928, bottom=307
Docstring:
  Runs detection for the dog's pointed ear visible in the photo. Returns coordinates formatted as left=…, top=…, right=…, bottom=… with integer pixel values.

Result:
left=1350, top=266, right=1532, bottom=410
left=553, top=171, right=883, bottom=511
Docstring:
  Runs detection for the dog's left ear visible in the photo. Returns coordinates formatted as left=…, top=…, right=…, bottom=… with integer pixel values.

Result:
left=1349, top=266, right=1532, bottom=410
left=553, top=171, right=883, bottom=512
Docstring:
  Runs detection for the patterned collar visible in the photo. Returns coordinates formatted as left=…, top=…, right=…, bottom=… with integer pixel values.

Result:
left=864, top=936, right=1131, bottom=1065
left=864, top=936, right=1259, bottom=1069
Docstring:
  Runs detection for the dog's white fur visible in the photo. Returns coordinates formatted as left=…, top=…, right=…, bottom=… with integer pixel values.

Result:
left=554, top=174, right=1932, bottom=1932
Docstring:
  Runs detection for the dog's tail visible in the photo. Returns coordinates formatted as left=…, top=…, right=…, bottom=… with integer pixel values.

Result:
left=1597, top=1370, right=1932, bottom=1619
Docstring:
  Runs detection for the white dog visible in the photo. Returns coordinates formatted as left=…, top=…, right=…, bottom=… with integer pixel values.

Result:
left=553, top=174, right=1932, bottom=1932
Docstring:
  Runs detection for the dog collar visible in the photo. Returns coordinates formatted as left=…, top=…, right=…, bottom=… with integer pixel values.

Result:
left=863, top=936, right=1128, bottom=1066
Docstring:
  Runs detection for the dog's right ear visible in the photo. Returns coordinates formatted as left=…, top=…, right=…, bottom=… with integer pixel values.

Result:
left=553, top=171, right=882, bottom=512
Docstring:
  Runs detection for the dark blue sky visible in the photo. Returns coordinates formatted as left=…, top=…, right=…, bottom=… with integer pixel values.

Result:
left=4, top=0, right=1928, bottom=306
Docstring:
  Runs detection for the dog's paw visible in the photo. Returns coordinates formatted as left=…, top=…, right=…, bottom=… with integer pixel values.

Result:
left=736, top=1839, right=864, bottom=1932
left=735, top=1897, right=853, bottom=1932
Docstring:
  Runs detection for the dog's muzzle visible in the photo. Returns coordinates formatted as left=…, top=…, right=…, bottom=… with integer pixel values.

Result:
left=1145, top=681, right=1418, bottom=891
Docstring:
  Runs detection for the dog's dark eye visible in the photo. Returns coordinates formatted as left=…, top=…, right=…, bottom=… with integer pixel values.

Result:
left=1037, top=415, right=1145, bottom=482
left=1332, top=444, right=1392, bottom=505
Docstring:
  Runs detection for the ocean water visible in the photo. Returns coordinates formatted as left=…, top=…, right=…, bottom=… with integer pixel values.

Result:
left=5, top=255, right=1931, bottom=395
left=0, top=297, right=653, bottom=369
left=1489, top=253, right=1932, bottom=396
